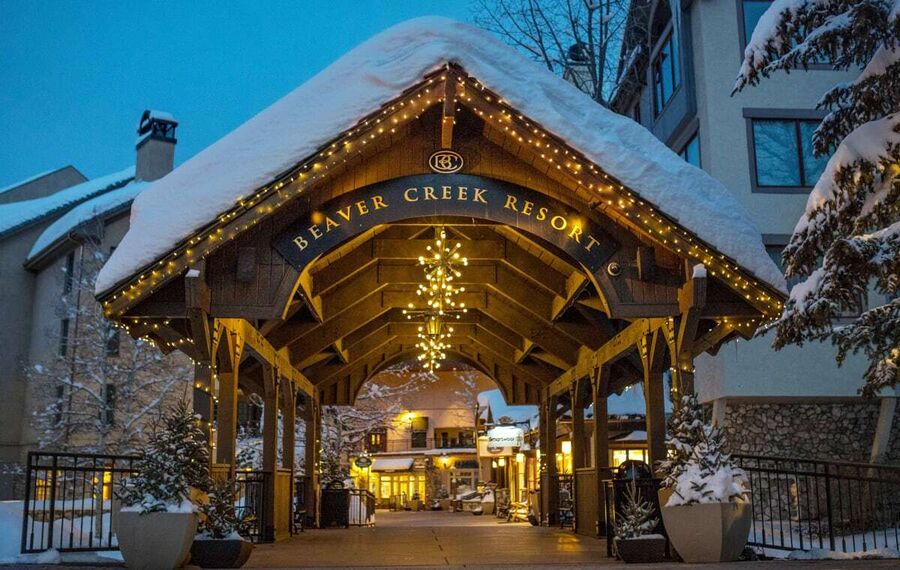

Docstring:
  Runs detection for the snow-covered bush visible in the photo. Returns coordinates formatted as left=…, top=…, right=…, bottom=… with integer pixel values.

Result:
left=658, top=393, right=705, bottom=490
left=661, top=394, right=749, bottom=507
left=615, top=479, right=659, bottom=540
left=117, top=400, right=210, bottom=513
left=197, top=478, right=252, bottom=540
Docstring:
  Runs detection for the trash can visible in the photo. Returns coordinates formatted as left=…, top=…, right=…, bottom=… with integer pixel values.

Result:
left=320, top=482, right=350, bottom=528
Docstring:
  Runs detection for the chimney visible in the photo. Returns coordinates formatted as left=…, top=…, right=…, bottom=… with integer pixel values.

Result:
left=135, top=110, right=178, bottom=181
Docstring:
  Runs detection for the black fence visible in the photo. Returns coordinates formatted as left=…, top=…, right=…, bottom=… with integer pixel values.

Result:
left=20, top=451, right=139, bottom=553
left=734, top=454, right=900, bottom=554
left=234, top=470, right=268, bottom=543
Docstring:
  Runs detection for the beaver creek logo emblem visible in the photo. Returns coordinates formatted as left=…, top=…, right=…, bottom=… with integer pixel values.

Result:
left=429, top=150, right=464, bottom=174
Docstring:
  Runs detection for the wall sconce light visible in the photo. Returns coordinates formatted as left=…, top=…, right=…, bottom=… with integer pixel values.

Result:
left=491, top=460, right=498, bottom=468
left=561, top=440, right=572, bottom=455
left=515, top=452, right=525, bottom=464
left=498, top=457, right=506, bottom=467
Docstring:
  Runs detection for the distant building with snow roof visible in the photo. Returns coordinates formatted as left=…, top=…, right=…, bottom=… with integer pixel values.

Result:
left=0, top=111, right=179, bottom=498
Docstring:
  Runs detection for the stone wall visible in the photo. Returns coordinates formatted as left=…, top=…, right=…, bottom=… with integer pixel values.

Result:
left=723, top=400, right=890, bottom=463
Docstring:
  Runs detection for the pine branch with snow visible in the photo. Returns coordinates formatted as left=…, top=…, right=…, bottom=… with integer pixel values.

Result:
left=735, top=0, right=900, bottom=396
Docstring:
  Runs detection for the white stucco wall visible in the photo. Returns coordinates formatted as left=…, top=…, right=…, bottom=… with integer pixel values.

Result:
left=688, top=0, right=870, bottom=399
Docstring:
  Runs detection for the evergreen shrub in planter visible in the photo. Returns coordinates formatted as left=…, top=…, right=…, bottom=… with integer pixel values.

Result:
left=613, top=479, right=666, bottom=564
left=658, top=393, right=752, bottom=563
left=190, top=477, right=255, bottom=568
left=116, top=401, right=210, bottom=570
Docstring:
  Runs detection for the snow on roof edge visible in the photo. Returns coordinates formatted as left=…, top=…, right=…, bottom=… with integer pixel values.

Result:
left=0, top=167, right=135, bottom=239
left=96, top=17, right=786, bottom=296
left=27, top=180, right=148, bottom=263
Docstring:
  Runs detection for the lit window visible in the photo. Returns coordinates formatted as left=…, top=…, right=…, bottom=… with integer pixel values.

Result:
left=751, top=119, right=827, bottom=188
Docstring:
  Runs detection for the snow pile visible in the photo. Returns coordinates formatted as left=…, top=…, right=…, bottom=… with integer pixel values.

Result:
left=96, top=17, right=784, bottom=295
left=0, top=166, right=134, bottom=238
left=667, top=462, right=749, bottom=506
left=27, top=180, right=148, bottom=261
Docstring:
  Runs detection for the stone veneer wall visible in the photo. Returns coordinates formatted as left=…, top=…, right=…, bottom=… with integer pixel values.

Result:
left=723, top=400, right=898, bottom=463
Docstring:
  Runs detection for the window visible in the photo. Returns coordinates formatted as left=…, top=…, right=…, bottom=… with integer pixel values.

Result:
left=54, top=385, right=64, bottom=425
left=366, top=429, right=386, bottom=453
left=410, top=416, right=428, bottom=449
left=63, top=252, right=75, bottom=294
left=765, top=244, right=801, bottom=289
left=101, top=384, right=116, bottom=427
left=59, top=318, right=70, bottom=357
left=104, top=323, right=120, bottom=357
left=679, top=134, right=701, bottom=167
left=741, top=0, right=830, bottom=63
left=751, top=119, right=828, bottom=188
left=741, top=0, right=771, bottom=48
left=652, top=32, right=681, bottom=116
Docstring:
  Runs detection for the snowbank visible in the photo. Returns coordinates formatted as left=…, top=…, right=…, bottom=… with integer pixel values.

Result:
left=96, top=17, right=784, bottom=295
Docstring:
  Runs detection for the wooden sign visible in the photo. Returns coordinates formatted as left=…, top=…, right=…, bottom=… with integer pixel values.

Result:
left=273, top=174, right=618, bottom=275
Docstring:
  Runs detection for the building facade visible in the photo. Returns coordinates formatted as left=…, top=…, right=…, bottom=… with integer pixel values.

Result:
left=0, top=111, right=188, bottom=498
left=611, top=0, right=898, bottom=462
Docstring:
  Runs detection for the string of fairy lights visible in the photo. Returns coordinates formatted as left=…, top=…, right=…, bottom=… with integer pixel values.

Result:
left=102, top=65, right=783, bottom=352
left=402, top=227, right=469, bottom=372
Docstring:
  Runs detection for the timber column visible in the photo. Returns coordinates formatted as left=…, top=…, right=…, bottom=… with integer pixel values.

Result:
left=540, top=392, right=559, bottom=526
left=592, top=365, right=610, bottom=536
left=261, top=364, right=280, bottom=542
left=303, top=395, right=321, bottom=528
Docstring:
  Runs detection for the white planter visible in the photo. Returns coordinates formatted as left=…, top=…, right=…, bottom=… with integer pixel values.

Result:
left=117, top=510, right=198, bottom=570
left=660, top=500, right=751, bottom=563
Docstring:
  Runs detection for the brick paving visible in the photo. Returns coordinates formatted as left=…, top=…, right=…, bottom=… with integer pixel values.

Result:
left=244, top=510, right=899, bottom=569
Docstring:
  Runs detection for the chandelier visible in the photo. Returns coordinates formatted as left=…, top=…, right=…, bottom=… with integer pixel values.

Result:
left=402, top=228, right=468, bottom=372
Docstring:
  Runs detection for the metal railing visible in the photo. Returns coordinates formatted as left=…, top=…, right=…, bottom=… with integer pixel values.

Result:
left=366, top=437, right=476, bottom=453
left=21, top=451, right=139, bottom=553
left=234, top=470, right=268, bottom=543
left=734, top=454, right=900, bottom=554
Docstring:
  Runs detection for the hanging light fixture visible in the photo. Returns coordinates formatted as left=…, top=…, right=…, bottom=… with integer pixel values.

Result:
left=403, top=227, right=468, bottom=372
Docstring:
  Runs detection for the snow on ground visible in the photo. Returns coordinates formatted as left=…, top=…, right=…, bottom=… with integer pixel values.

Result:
left=27, top=180, right=148, bottom=261
left=0, top=500, right=125, bottom=565
left=750, top=519, right=900, bottom=559
left=96, top=17, right=785, bottom=295
left=0, top=167, right=134, bottom=238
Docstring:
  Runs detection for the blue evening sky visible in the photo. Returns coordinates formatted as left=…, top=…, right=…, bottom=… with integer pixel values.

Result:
left=0, top=1, right=473, bottom=188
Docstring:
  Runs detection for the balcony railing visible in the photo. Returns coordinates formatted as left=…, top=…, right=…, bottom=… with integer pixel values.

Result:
left=366, top=437, right=477, bottom=453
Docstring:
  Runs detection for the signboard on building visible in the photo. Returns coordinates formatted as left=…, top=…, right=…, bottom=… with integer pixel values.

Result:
left=479, top=426, right=525, bottom=456
left=355, top=455, right=372, bottom=468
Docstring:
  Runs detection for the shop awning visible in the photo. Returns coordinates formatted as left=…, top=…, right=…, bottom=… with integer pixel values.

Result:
left=371, top=457, right=414, bottom=472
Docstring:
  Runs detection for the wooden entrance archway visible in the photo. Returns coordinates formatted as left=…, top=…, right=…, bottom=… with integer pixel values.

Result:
left=97, top=63, right=785, bottom=542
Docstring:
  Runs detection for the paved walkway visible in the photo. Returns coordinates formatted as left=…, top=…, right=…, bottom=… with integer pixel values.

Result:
left=244, top=510, right=899, bottom=569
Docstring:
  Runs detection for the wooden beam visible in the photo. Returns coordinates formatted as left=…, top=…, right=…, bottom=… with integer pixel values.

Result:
left=548, top=318, right=662, bottom=397
left=441, top=71, right=456, bottom=149
left=218, top=318, right=315, bottom=396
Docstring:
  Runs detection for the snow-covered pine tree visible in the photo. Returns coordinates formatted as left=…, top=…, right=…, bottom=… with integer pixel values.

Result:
left=658, top=392, right=705, bottom=489
left=666, top=416, right=749, bottom=506
left=29, top=233, right=192, bottom=453
left=117, top=400, right=210, bottom=513
left=734, top=0, right=900, bottom=396
left=615, top=479, right=659, bottom=540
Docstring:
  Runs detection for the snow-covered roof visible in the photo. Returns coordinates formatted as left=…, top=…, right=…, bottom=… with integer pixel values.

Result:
left=0, top=169, right=55, bottom=196
left=96, top=17, right=785, bottom=295
left=0, top=167, right=134, bottom=239
left=27, top=179, right=148, bottom=263
left=611, top=430, right=647, bottom=443
left=423, top=447, right=476, bottom=456
left=477, top=389, right=539, bottom=427
left=371, top=457, right=414, bottom=471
